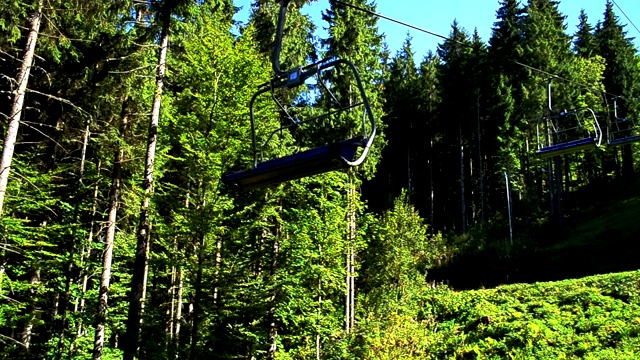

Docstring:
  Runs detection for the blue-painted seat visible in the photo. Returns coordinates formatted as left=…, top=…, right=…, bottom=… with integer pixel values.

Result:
left=222, top=137, right=364, bottom=190
left=535, top=137, right=597, bottom=159
left=607, top=117, right=640, bottom=146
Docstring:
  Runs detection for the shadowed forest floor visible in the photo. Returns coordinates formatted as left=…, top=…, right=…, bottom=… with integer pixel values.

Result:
left=428, top=179, right=640, bottom=290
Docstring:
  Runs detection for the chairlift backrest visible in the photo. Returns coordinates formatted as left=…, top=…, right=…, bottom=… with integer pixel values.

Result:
left=534, top=81, right=602, bottom=158
left=607, top=97, right=640, bottom=146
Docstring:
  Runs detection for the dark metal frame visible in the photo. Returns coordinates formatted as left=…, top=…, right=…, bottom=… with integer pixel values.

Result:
left=607, top=97, right=640, bottom=146
left=535, top=82, right=602, bottom=158
left=249, top=58, right=376, bottom=168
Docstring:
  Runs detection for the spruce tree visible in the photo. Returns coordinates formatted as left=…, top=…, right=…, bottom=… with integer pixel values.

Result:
left=435, top=21, right=475, bottom=232
left=594, top=1, right=640, bottom=180
left=574, top=9, right=596, bottom=57
left=363, top=36, right=418, bottom=213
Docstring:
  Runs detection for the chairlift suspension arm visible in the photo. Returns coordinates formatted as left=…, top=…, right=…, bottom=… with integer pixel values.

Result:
left=273, top=0, right=291, bottom=77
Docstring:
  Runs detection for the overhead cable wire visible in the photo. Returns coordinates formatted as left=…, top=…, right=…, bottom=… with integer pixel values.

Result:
left=333, top=0, right=626, bottom=101
left=333, top=0, right=465, bottom=46
left=611, top=0, right=640, bottom=38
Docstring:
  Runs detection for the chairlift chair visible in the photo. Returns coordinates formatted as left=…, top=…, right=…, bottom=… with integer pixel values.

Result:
left=535, top=82, right=602, bottom=158
left=221, top=0, right=376, bottom=190
left=607, top=97, right=640, bottom=146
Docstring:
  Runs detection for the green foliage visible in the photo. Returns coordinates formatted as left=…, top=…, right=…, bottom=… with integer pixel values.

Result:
left=357, top=271, right=640, bottom=359
left=2, top=0, right=640, bottom=358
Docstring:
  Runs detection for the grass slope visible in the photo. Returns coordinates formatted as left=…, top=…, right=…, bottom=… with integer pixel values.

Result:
left=364, top=271, right=640, bottom=359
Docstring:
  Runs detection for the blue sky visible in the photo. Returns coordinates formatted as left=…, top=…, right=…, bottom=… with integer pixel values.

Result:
left=232, top=0, right=640, bottom=60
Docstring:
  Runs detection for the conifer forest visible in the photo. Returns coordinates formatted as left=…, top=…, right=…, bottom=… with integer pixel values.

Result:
left=2, top=0, right=640, bottom=358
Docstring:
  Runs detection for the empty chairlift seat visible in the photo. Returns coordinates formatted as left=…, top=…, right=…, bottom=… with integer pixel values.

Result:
left=534, top=81, right=603, bottom=158
left=221, top=58, right=376, bottom=191
left=222, top=136, right=365, bottom=190
left=607, top=97, right=640, bottom=146
left=221, top=0, right=376, bottom=191
left=535, top=108, right=602, bottom=158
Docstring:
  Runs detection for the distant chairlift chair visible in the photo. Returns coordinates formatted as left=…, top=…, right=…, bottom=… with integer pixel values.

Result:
left=607, top=97, right=640, bottom=146
left=535, top=82, right=602, bottom=158
left=221, top=0, right=376, bottom=191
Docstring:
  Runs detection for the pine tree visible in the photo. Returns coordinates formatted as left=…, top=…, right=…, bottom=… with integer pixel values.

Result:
left=518, top=0, right=574, bottom=224
left=435, top=21, right=476, bottom=232
left=574, top=9, right=596, bottom=57
left=594, top=2, right=640, bottom=181
left=486, top=0, right=529, bottom=222
left=363, top=35, right=418, bottom=213
left=414, top=52, right=441, bottom=227
left=321, top=0, right=385, bottom=179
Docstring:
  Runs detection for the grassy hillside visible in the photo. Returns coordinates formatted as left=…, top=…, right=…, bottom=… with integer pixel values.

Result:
left=360, top=271, right=640, bottom=359
left=357, top=183, right=640, bottom=359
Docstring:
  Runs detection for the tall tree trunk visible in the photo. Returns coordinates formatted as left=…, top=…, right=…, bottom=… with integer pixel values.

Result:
left=564, top=155, right=570, bottom=203
left=429, top=135, right=435, bottom=232
left=267, top=225, right=280, bottom=360
left=21, top=268, right=41, bottom=353
left=56, top=121, right=91, bottom=359
left=213, top=239, right=222, bottom=303
left=547, top=158, right=555, bottom=221
left=459, top=121, right=467, bottom=233
left=0, top=0, right=43, bottom=216
left=622, top=144, right=634, bottom=182
left=75, top=160, right=101, bottom=338
left=188, top=234, right=205, bottom=360
left=167, top=264, right=176, bottom=342
left=555, top=156, right=563, bottom=225
left=476, top=94, right=485, bottom=226
left=93, top=100, right=129, bottom=360
left=189, top=181, right=207, bottom=360
left=316, top=244, right=322, bottom=360
left=173, top=267, right=184, bottom=358
left=124, top=8, right=170, bottom=359
left=345, top=175, right=356, bottom=333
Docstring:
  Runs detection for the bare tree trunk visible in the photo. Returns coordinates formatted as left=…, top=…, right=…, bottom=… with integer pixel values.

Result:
left=93, top=101, right=129, bottom=360
left=476, top=94, right=485, bottom=226
left=345, top=239, right=351, bottom=334
left=213, top=239, right=222, bottom=303
left=56, top=121, right=92, bottom=360
left=0, top=0, right=43, bottom=216
left=267, top=228, right=280, bottom=360
left=345, top=176, right=356, bottom=333
left=167, top=264, right=176, bottom=341
left=555, top=156, right=563, bottom=225
left=316, top=244, right=322, bottom=360
left=459, top=122, right=467, bottom=233
left=430, top=135, right=435, bottom=232
left=188, top=234, right=205, bottom=360
left=21, top=269, right=41, bottom=353
left=174, top=267, right=184, bottom=351
left=124, top=8, right=170, bottom=359
left=349, top=247, right=355, bottom=329
left=76, top=160, right=101, bottom=337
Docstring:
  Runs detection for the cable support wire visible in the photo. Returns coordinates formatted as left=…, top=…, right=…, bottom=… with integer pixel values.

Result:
left=333, top=0, right=629, bottom=102
left=611, top=0, right=640, bottom=38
